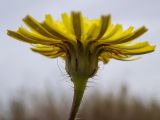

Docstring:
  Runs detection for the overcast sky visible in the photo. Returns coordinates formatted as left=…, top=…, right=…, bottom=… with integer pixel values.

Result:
left=0, top=0, right=160, bottom=100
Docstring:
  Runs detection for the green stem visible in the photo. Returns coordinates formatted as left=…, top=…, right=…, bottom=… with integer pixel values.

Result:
left=68, top=77, right=88, bottom=120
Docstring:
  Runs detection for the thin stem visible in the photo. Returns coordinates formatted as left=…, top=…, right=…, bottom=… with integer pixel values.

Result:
left=68, top=77, right=88, bottom=120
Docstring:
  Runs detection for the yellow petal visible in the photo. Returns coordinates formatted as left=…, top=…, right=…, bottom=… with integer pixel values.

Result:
left=109, top=41, right=150, bottom=50
left=99, top=52, right=110, bottom=64
left=85, top=23, right=99, bottom=40
left=61, top=12, right=74, bottom=34
left=110, top=54, right=140, bottom=61
left=45, top=14, right=53, bottom=25
left=31, top=46, right=64, bottom=58
left=43, top=14, right=76, bottom=41
left=7, top=30, right=50, bottom=44
left=103, top=52, right=140, bottom=61
left=18, top=27, right=62, bottom=44
left=23, top=15, right=54, bottom=38
left=96, top=15, right=111, bottom=39
left=102, top=24, right=123, bottom=40
left=71, top=12, right=83, bottom=40
left=103, top=26, right=134, bottom=42
left=99, top=26, right=147, bottom=45
left=31, top=45, right=61, bottom=52
left=121, top=46, right=155, bottom=55
left=110, top=26, right=147, bottom=44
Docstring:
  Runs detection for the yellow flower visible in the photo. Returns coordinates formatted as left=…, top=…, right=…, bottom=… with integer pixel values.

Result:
left=7, top=12, right=155, bottom=120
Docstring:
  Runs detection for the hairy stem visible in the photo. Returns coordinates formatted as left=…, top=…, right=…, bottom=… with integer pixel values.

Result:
left=68, top=77, right=88, bottom=120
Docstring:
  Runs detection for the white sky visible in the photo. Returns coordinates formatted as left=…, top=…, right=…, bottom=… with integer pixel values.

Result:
left=0, top=0, right=160, bottom=100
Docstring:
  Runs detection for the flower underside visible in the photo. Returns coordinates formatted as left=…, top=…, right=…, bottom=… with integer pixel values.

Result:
left=8, top=12, right=155, bottom=78
left=7, top=11, right=156, bottom=120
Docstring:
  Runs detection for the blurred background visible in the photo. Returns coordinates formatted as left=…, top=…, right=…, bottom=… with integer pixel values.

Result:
left=0, top=0, right=160, bottom=119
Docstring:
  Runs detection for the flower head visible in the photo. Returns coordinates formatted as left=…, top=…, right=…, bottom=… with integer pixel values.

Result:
left=7, top=11, right=155, bottom=120
left=7, top=12, right=155, bottom=79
